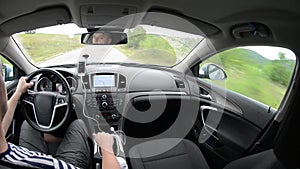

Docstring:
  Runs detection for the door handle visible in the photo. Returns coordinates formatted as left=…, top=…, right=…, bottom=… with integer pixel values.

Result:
left=200, top=94, right=212, bottom=100
left=200, top=106, right=219, bottom=140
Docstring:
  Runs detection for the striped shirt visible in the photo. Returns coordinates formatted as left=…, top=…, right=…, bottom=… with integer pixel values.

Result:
left=0, top=143, right=128, bottom=169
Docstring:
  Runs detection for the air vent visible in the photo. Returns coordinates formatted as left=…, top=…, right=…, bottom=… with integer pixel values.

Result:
left=199, top=87, right=212, bottom=100
left=200, top=87, right=209, bottom=95
left=118, top=75, right=126, bottom=88
left=175, top=80, right=185, bottom=88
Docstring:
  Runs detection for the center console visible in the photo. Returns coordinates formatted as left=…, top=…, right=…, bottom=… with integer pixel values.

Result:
left=85, top=72, right=126, bottom=124
left=80, top=72, right=128, bottom=168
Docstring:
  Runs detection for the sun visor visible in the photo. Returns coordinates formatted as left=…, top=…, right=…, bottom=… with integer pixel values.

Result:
left=80, top=4, right=137, bottom=28
left=0, top=7, right=71, bottom=35
left=141, top=11, right=220, bottom=37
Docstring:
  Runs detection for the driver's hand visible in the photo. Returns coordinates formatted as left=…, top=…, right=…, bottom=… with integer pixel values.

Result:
left=93, top=132, right=114, bottom=154
left=15, top=77, right=33, bottom=96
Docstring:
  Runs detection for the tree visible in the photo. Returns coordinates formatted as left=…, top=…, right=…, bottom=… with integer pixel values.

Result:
left=267, top=52, right=294, bottom=86
left=127, top=26, right=146, bottom=49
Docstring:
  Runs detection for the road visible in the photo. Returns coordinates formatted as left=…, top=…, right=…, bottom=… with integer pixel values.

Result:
left=37, top=46, right=131, bottom=67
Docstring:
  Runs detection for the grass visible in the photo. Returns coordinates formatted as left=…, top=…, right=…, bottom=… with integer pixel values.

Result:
left=0, top=57, right=11, bottom=65
left=130, top=49, right=176, bottom=66
left=225, top=69, right=287, bottom=108
left=116, top=34, right=177, bottom=66
left=15, top=33, right=83, bottom=63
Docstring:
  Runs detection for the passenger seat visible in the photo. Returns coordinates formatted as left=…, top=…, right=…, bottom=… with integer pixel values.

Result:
left=129, top=139, right=285, bottom=169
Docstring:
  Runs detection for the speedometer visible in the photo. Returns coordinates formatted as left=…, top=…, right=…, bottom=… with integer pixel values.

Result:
left=37, top=77, right=53, bottom=91
left=66, top=76, right=78, bottom=91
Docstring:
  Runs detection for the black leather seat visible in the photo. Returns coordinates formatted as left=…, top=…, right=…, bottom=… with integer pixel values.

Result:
left=130, top=139, right=210, bottom=169
left=130, top=139, right=285, bottom=169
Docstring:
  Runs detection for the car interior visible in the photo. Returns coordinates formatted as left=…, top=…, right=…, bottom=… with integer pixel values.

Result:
left=0, top=0, right=300, bottom=169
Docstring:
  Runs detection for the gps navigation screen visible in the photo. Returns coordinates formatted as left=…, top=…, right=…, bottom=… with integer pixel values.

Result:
left=93, top=75, right=115, bottom=87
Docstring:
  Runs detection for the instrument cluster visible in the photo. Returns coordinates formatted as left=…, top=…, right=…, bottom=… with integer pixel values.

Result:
left=36, top=74, right=77, bottom=94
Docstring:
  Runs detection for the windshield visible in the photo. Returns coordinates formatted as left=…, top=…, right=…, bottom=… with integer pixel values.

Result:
left=13, top=23, right=203, bottom=67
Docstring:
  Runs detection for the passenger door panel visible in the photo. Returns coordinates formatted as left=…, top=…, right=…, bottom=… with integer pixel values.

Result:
left=199, top=104, right=261, bottom=157
left=195, top=80, right=274, bottom=168
left=202, top=105, right=260, bottom=148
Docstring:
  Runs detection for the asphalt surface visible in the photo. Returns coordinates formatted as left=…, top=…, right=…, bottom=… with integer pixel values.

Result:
left=37, top=46, right=131, bottom=67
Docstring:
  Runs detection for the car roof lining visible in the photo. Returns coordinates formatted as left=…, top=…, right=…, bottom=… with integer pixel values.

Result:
left=0, top=6, right=221, bottom=38
left=1, top=2, right=299, bottom=53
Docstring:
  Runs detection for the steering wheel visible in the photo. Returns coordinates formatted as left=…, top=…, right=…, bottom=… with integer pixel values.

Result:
left=20, top=68, right=72, bottom=132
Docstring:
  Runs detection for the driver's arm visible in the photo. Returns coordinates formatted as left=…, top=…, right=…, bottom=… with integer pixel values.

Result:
left=0, top=74, right=80, bottom=169
left=0, top=68, right=8, bottom=154
left=94, top=132, right=127, bottom=169
left=2, top=77, right=33, bottom=135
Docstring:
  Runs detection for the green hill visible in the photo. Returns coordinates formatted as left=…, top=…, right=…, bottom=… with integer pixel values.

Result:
left=117, top=34, right=177, bottom=66
left=218, top=48, right=270, bottom=69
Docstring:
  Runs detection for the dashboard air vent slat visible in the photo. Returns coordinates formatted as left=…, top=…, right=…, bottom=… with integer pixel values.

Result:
left=175, top=80, right=185, bottom=88
left=119, top=75, right=126, bottom=88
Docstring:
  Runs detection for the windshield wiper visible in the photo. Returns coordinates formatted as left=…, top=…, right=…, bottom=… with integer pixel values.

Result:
left=44, top=64, right=77, bottom=68
left=86, top=62, right=123, bottom=65
left=87, top=62, right=160, bottom=67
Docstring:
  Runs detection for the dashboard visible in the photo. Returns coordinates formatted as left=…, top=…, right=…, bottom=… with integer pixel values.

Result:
left=33, top=64, right=200, bottom=129
left=30, top=63, right=250, bottom=138
left=80, top=65, right=191, bottom=125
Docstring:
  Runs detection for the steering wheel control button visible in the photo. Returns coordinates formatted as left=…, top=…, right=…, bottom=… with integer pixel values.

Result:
left=57, top=98, right=65, bottom=104
left=25, top=95, right=35, bottom=103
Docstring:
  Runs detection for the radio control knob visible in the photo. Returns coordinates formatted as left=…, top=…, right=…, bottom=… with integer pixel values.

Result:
left=102, top=102, right=108, bottom=108
left=102, top=94, right=107, bottom=99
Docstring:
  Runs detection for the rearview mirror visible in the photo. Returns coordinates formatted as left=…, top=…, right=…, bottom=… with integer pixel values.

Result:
left=199, top=63, right=227, bottom=80
left=81, top=32, right=128, bottom=45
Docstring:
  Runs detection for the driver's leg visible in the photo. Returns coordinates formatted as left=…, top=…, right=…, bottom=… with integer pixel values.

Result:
left=19, top=121, right=48, bottom=153
left=54, top=119, right=91, bottom=169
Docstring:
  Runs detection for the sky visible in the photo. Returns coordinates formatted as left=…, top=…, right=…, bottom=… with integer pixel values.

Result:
left=240, top=46, right=296, bottom=60
left=36, top=23, right=87, bottom=35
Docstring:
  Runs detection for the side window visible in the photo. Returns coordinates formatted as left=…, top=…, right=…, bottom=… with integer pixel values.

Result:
left=0, top=55, right=15, bottom=83
left=200, top=46, right=296, bottom=109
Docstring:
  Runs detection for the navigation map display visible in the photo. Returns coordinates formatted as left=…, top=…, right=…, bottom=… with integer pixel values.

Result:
left=93, top=74, right=115, bottom=87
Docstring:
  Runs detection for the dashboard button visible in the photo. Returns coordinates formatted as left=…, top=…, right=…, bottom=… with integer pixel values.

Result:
left=102, top=102, right=108, bottom=108
left=102, top=94, right=107, bottom=99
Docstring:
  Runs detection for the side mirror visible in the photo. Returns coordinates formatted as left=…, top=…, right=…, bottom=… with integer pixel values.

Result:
left=81, top=31, right=128, bottom=45
left=1, top=63, right=5, bottom=79
left=2, top=64, right=13, bottom=81
left=199, top=63, right=227, bottom=80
